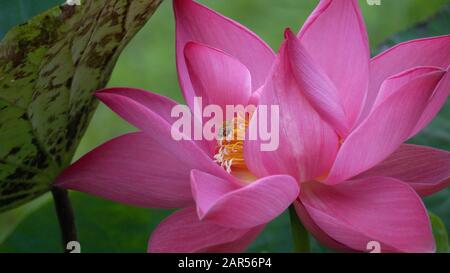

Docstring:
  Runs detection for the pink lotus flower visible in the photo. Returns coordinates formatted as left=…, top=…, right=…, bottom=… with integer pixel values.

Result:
left=56, top=0, right=450, bottom=253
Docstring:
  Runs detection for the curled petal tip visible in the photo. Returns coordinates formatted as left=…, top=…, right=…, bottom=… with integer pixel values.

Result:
left=284, top=28, right=295, bottom=40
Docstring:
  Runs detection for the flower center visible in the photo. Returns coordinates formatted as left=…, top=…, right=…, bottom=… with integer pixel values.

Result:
left=213, top=115, right=249, bottom=173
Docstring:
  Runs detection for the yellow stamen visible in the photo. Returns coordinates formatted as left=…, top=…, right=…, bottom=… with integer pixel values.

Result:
left=214, top=115, right=249, bottom=173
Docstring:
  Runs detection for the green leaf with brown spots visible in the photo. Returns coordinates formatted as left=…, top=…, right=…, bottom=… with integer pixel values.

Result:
left=0, top=0, right=162, bottom=212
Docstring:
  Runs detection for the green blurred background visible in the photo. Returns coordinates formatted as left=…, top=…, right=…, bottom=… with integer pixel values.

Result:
left=0, top=0, right=449, bottom=252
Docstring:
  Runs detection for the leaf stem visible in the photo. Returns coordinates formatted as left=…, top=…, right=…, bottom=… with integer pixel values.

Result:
left=51, top=187, right=77, bottom=253
left=289, top=204, right=310, bottom=253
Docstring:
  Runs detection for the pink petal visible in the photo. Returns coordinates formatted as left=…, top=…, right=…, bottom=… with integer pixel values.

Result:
left=356, top=144, right=450, bottom=196
left=371, top=67, right=444, bottom=110
left=96, top=88, right=178, bottom=125
left=285, top=30, right=348, bottom=136
left=411, top=66, right=450, bottom=137
left=148, top=207, right=263, bottom=253
left=184, top=42, right=252, bottom=110
left=56, top=131, right=228, bottom=209
left=249, top=86, right=263, bottom=106
left=190, top=170, right=299, bottom=229
left=326, top=68, right=445, bottom=184
left=244, top=40, right=339, bottom=182
left=361, top=35, right=450, bottom=121
left=95, top=90, right=181, bottom=136
left=300, top=178, right=435, bottom=253
left=174, top=0, right=274, bottom=108
left=202, top=228, right=262, bottom=253
left=293, top=200, right=351, bottom=252
left=298, top=0, right=370, bottom=127
left=95, top=89, right=212, bottom=153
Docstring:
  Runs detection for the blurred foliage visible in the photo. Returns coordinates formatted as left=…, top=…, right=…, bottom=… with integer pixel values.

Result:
left=429, top=212, right=449, bottom=253
left=0, top=0, right=449, bottom=252
left=0, top=194, right=50, bottom=244
left=0, top=192, right=171, bottom=252
left=0, top=0, right=60, bottom=37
